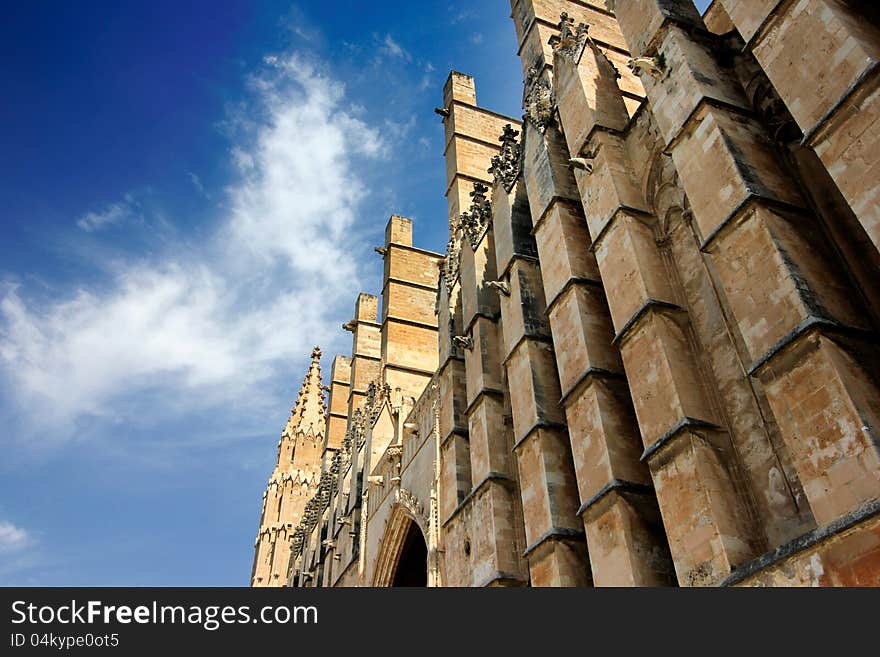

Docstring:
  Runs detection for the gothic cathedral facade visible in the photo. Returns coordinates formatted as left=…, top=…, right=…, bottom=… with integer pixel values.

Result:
left=253, top=0, right=880, bottom=587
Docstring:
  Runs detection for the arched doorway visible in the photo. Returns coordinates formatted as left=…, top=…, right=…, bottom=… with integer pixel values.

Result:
left=373, top=496, right=430, bottom=587
left=390, top=519, right=427, bottom=587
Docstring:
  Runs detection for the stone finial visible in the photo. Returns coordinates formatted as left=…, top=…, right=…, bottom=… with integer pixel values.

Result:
left=460, top=181, right=492, bottom=248
left=550, top=12, right=590, bottom=63
left=523, top=64, right=556, bottom=134
left=285, top=346, right=327, bottom=440
left=488, top=124, right=522, bottom=193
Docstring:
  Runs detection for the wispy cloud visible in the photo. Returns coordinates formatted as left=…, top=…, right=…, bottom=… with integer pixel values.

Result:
left=76, top=194, right=139, bottom=232
left=379, top=34, right=411, bottom=61
left=0, top=52, right=384, bottom=442
left=188, top=172, right=211, bottom=199
left=0, top=520, right=30, bottom=552
left=450, top=8, right=475, bottom=25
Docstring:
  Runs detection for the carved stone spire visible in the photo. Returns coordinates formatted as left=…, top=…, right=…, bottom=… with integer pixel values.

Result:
left=251, top=347, right=327, bottom=587
left=488, top=124, right=522, bottom=193
left=284, top=346, right=328, bottom=442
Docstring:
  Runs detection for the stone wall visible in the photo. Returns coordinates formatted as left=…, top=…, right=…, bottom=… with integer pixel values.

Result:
left=270, top=0, right=880, bottom=588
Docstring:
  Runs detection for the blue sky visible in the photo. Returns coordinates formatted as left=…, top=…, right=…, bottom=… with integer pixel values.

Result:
left=0, top=1, right=711, bottom=585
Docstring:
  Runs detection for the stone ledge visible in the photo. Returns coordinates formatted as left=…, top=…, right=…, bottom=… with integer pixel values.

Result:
left=640, top=416, right=720, bottom=463
left=558, top=366, right=626, bottom=408
left=522, top=526, right=585, bottom=559
left=611, top=298, right=684, bottom=347
left=576, top=478, right=655, bottom=517
left=721, top=497, right=880, bottom=587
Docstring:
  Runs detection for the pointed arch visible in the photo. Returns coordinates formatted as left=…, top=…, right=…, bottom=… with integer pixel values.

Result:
left=372, top=489, right=430, bottom=587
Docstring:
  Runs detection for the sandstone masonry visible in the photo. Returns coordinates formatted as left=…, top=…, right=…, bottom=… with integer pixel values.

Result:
left=253, top=0, right=880, bottom=587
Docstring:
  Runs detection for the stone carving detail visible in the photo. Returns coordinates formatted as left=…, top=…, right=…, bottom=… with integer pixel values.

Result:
left=488, top=124, right=522, bottom=193
left=351, top=408, right=366, bottom=449
left=364, top=380, right=392, bottom=425
left=459, top=181, right=492, bottom=248
left=452, top=335, right=473, bottom=351
left=569, top=157, right=594, bottom=174
left=396, top=488, right=429, bottom=535
left=523, top=64, right=556, bottom=134
left=441, top=221, right=463, bottom=293
left=550, top=12, right=589, bottom=63
left=627, top=55, right=666, bottom=80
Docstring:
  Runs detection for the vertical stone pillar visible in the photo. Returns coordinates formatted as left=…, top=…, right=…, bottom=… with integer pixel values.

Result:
left=717, top=0, right=880, bottom=252
left=493, top=176, right=591, bottom=586
left=513, top=20, right=676, bottom=585
left=436, top=270, right=472, bottom=549
left=438, top=71, right=518, bottom=584
left=538, top=11, right=763, bottom=582
left=510, top=0, right=644, bottom=115
left=459, top=210, right=529, bottom=586
left=343, top=294, right=382, bottom=420
left=613, top=0, right=880, bottom=532
left=323, top=356, right=351, bottom=453
left=379, top=215, right=442, bottom=401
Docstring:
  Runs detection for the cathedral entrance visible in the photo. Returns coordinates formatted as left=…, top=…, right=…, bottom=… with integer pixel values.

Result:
left=390, top=519, right=427, bottom=587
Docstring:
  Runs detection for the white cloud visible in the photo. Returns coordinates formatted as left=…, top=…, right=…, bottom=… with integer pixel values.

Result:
left=188, top=172, right=210, bottom=199
left=76, top=194, right=139, bottom=232
left=0, top=521, right=29, bottom=552
left=380, top=34, right=410, bottom=61
left=0, top=52, right=384, bottom=440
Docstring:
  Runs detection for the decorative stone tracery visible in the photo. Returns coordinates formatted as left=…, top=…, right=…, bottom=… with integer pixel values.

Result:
left=523, top=65, right=556, bottom=134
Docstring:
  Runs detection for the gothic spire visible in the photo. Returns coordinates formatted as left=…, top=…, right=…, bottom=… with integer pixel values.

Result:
left=284, top=346, right=327, bottom=441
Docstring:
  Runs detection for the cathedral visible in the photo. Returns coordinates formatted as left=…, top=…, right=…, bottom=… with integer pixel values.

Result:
left=251, top=0, right=880, bottom=587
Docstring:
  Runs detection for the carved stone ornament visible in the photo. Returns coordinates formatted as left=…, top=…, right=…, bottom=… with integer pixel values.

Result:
left=488, top=124, right=522, bottom=193
left=487, top=280, right=510, bottom=296
left=452, top=335, right=473, bottom=351
left=460, top=181, right=492, bottom=249
left=364, top=380, right=392, bottom=425
left=627, top=55, right=666, bottom=80
left=550, top=12, right=589, bottom=63
left=441, top=220, right=463, bottom=293
left=523, top=65, right=556, bottom=134
left=396, top=488, right=429, bottom=535
left=351, top=408, right=366, bottom=448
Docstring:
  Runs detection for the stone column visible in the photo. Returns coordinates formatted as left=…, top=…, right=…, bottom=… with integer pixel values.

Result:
left=437, top=71, right=516, bottom=584
left=379, top=214, right=441, bottom=402
left=515, top=22, right=676, bottom=585
left=613, top=0, right=880, bottom=535
left=324, top=356, right=351, bottom=453
left=492, top=174, right=591, bottom=586
left=343, top=294, right=382, bottom=420
left=717, top=0, right=880, bottom=252
left=458, top=199, right=529, bottom=586
left=540, top=13, right=763, bottom=582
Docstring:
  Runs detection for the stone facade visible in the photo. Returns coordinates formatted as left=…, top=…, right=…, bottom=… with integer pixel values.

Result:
left=253, top=0, right=880, bottom=587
